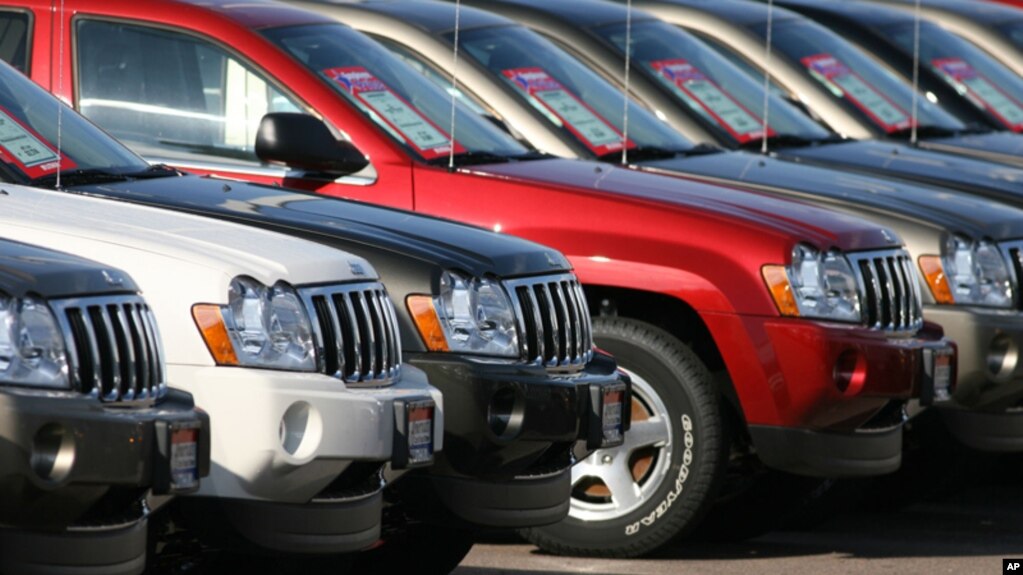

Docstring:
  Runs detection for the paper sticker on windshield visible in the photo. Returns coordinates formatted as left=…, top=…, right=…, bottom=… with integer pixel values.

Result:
left=502, top=67, right=634, bottom=156
left=802, top=54, right=912, bottom=133
left=932, top=58, right=1023, bottom=132
left=0, top=107, right=75, bottom=178
left=650, top=58, right=774, bottom=143
left=323, top=66, right=464, bottom=159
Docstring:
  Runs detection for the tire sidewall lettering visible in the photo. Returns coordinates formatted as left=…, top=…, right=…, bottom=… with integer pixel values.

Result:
left=625, top=413, right=694, bottom=537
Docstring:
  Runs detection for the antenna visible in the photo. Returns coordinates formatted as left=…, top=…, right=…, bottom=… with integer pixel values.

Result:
left=56, top=0, right=66, bottom=189
left=448, top=0, right=462, bottom=170
left=621, top=0, right=633, bottom=165
left=761, top=0, right=774, bottom=155
left=910, top=0, right=921, bottom=144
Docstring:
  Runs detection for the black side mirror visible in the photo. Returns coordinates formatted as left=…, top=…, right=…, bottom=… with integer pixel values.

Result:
left=256, top=113, right=369, bottom=177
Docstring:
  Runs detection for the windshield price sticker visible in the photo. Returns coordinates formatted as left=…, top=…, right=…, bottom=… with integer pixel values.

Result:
left=801, top=54, right=912, bottom=133
left=650, top=59, right=774, bottom=143
left=323, top=66, right=464, bottom=159
left=0, top=107, right=75, bottom=178
left=502, top=67, right=635, bottom=155
left=932, top=58, right=1023, bottom=131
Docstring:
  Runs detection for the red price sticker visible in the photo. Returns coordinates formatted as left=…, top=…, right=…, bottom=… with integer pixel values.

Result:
left=932, top=58, right=1023, bottom=132
left=651, top=58, right=774, bottom=143
left=0, top=106, right=76, bottom=178
left=503, top=67, right=635, bottom=156
left=324, top=66, right=465, bottom=159
left=802, top=53, right=913, bottom=133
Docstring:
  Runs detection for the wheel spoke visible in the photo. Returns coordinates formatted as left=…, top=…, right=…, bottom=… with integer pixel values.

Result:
left=570, top=457, right=604, bottom=486
left=604, top=459, right=642, bottom=510
left=625, top=416, right=670, bottom=450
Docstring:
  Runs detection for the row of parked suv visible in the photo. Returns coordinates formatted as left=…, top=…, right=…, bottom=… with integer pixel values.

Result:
left=2, top=0, right=1022, bottom=572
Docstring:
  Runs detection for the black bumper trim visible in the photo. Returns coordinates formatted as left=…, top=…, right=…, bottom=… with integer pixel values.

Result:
left=749, top=424, right=902, bottom=477
left=0, top=517, right=146, bottom=575
left=940, top=408, right=1023, bottom=452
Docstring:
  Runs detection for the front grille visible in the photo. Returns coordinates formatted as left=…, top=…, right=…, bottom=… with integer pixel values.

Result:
left=504, top=273, right=593, bottom=371
left=51, top=295, right=167, bottom=404
left=300, top=282, right=401, bottom=386
left=848, top=249, right=923, bottom=332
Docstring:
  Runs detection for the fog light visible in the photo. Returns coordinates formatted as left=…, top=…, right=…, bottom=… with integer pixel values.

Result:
left=834, top=349, right=868, bottom=395
left=31, top=423, right=75, bottom=483
left=279, top=401, right=322, bottom=460
left=487, top=387, right=524, bottom=440
left=987, top=332, right=1019, bottom=381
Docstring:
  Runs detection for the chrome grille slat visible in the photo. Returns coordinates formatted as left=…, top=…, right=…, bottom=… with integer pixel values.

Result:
left=50, top=295, right=166, bottom=405
left=503, top=273, right=593, bottom=372
left=300, top=282, right=401, bottom=387
left=848, top=249, right=923, bottom=333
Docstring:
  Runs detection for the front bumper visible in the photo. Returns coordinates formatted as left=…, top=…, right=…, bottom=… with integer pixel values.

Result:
left=0, top=387, right=209, bottom=528
left=170, top=363, right=441, bottom=553
left=705, top=313, right=954, bottom=476
left=0, top=387, right=208, bottom=575
left=923, top=306, right=1023, bottom=452
left=394, top=350, right=628, bottom=528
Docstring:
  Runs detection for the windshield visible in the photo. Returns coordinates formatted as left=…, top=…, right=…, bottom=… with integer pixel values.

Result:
left=886, top=21, right=1023, bottom=132
left=753, top=19, right=965, bottom=134
left=262, top=24, right=529, bottom=161
left=0, top=60, right=148, bottom=183
left=594, top=19, right=832, bottom=144
left=450, top=25, right=695, bottom=157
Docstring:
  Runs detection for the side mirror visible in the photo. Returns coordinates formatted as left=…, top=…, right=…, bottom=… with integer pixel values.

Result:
left=256, top=113, right=369, bottom=177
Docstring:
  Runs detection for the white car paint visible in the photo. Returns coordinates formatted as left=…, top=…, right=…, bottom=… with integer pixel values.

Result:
left=0, top=183, right=443, bottom=502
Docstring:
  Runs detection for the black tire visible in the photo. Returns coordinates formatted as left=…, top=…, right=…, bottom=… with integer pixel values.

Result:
left=353, top=524, right=473, bottom=575
left=522, top=317, right=727, bottom=558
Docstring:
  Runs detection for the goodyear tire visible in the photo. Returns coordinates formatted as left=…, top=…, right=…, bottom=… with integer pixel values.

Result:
left=522, top=317, right=726, bottom=558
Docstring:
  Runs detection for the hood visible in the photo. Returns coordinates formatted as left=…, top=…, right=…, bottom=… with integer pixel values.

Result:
left=0, top=185, right=376, bottom=287
left=643, top=151, right=1023, bottom=242
left=782, top=140, right=1023, bottom=203
left=0, top=238, right=140, bottom=299
left=472, top=157, right=900, bottom=252
left=920, top=132, right=1023, bottom=167
left=73, top=174, right=571, bottom=278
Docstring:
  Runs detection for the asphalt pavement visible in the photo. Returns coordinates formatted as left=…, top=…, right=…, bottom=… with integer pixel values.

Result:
left=455, top=454, right=1023, bottom=575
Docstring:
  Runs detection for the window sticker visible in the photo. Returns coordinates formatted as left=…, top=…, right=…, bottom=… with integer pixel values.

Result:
left=801, top=54, right=913, bottom=133
left=502, top=67, right=635, bottom=155
left=323, top=66, right=464, bottom=159
left=0, top=107, right=75, bottom=178
left=931, top=58, right=1023, bottom=132
left=650, top=58, right=774, bottom=143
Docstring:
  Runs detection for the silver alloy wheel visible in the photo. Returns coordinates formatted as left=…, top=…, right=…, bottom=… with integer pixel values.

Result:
left=568, top=367, right=674, bottom=522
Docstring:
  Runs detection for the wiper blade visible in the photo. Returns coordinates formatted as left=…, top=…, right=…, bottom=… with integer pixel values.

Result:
left=598, top=146, right=693, bottom=163
left=123, top=164, right=183, bottom=179
left=738, top=133, right=838, bottom=150
left=426, top=150, right=514, bottom=167
left=888, top=124, right=961, bottom=139
left=29, top=168, right=131, bottom=188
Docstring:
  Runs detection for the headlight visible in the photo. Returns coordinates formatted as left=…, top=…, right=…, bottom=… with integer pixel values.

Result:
left=192, top=277, right=316, bottom=370
left=0, top=295, right=69, bottom=388
left=918, top=237, right=1013, bottom=308
left=762, top=244, right=862, bottom=323
left=406, top=271, right=519, bottom=357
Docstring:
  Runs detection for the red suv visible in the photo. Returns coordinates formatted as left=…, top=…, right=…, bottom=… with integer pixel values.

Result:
left=8, top=0, right=954, bottom=557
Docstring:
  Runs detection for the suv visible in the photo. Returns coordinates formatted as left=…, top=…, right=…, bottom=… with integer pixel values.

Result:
left=0, top=184, right=444, bottom=563
left=0, top=25, right=628, bottom=569
left=0, top=238, right=209, bottom=575
left=11, top=0, right=952, bottom=557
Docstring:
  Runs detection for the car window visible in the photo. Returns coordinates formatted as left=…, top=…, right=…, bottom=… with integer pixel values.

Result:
left=75, top=19, right=303, bottom=167
left=0, top=11, right=30, bottom=73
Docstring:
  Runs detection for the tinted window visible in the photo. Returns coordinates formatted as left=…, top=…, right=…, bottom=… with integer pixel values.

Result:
left=0, top=11, right=30, bottom=73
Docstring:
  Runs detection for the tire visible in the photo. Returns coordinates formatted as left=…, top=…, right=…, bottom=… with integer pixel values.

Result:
left=353, top=523, right=473, bottom=575
left=522, top=317, right=727, bottom=558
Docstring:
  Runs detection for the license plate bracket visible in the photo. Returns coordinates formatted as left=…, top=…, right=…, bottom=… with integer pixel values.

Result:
left=921, top=346, right=954, bottom=406
left=392, top=399, right=435, bottom=469
left=589, top=382, right=627, bottom=449
left=154, top=419, right=201, bottom=494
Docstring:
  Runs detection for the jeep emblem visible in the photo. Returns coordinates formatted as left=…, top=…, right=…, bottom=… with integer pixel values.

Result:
left=102, top=270, right=124, bottom=287
left=882, top=229, right=896, bottom=244
left=349, top=261, right=366, bottom=276
left=546, top=252, right=560, bottom=268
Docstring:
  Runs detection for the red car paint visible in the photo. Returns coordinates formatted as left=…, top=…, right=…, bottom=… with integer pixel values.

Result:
left=18, top=0, right=945, bottom=440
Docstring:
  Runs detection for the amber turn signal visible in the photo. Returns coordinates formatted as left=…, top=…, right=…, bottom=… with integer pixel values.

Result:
left=918, top=256, right=955, bottom=304
left=192, top=304, right=239, bottom=365
left=761, top=265, right=800, bottom=317
left=406, top=295, right=449, bottom=352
